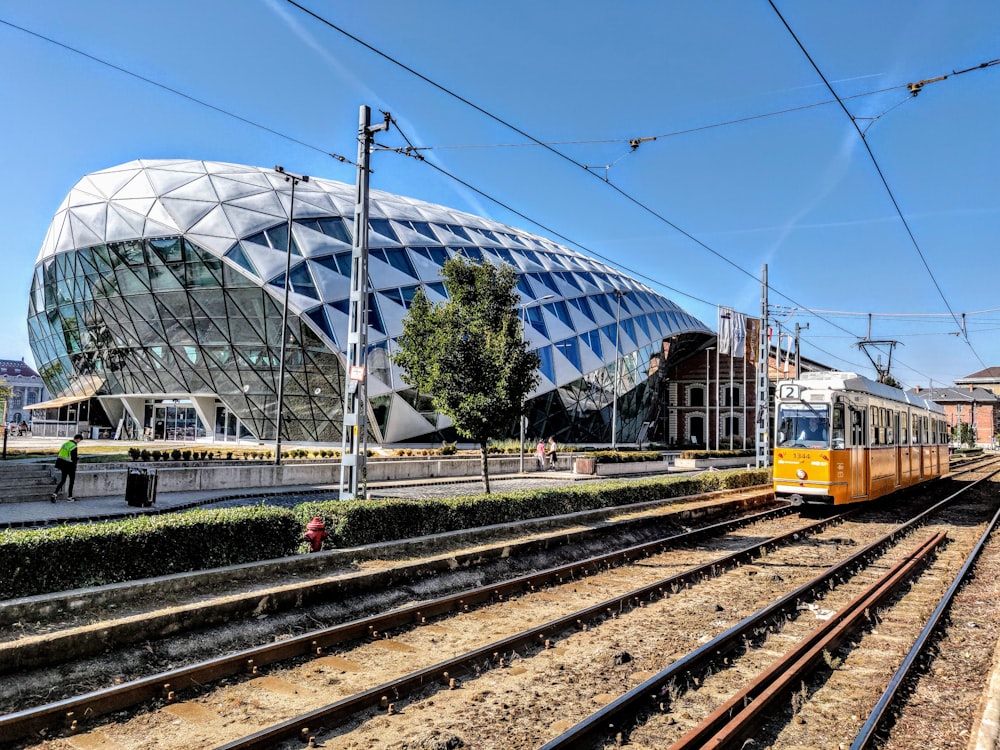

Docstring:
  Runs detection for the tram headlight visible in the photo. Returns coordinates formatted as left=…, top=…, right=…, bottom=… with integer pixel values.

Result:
left=796, top=469, right=807, bottom=480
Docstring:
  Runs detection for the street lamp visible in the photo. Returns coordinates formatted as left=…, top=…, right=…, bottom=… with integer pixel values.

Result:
left=611, top=289, right=628, bottom=450
left=704, top=346, right=714, bottom=448
left=273, top=166, right=309, bottom=466
left=519, top=294, right=555, bottom=473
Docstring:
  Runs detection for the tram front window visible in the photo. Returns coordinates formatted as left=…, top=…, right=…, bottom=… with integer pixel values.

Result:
left=777, top=406, right=831, bottom=448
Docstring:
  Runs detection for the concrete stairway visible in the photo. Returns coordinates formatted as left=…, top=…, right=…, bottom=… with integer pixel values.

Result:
left=0, top=462, right=58, bottom=503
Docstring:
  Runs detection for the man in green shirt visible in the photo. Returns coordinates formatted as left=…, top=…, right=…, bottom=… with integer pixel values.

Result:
left=52, top=433, right=82, bottom=502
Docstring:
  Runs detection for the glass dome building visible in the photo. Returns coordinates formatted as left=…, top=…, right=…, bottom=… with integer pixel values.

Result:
left=27, top=159, right=710, bottom=444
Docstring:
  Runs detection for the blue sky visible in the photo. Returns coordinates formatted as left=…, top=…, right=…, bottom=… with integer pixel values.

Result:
left=1, top=0, right=998, bottom=388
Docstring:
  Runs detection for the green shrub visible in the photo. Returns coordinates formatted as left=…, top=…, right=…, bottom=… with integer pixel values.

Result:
left=0, top=468, right=770, bottom=598
left=585, top=450, right=662, bottom=464
left=679, top=449, right=755, bottom=460
left=295, top=468, right=770, bottom=549
left=0, top=506, right=300, bottom=599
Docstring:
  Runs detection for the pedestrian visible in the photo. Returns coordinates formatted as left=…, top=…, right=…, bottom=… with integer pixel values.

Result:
left=52, top=433, right=82, bottom=502
left=546, top=436, right=558, bottom=470
left=535, top=439, right=546, bottom=471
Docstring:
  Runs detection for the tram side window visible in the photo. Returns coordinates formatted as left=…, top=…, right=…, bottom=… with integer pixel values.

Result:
left=901, top=412, right=909, bottom=445
left=911, top=413, right=919, bottom=445
left=831, top=405, right=845, bottom=449
left=851, top=407, right=864, bottom=447
left=872, top=406, right=890, bottom=446
left=887, top=409, right=896, bottom=445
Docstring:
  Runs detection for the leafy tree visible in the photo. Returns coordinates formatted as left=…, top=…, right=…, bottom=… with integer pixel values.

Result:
left=393, top=257, right=541, bottom=493
left=882, top=373, right=902, bottom=389
left=0, top=381, right=10, bottom=424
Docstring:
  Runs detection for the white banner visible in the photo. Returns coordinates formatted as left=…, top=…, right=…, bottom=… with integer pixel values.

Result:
left=717, top=306, right=747, bottom=357
left=731, top=310, right=747, bottom=358
left=718, top=306, right=734, bottom=357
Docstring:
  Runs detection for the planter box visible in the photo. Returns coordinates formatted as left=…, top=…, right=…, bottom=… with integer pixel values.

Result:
left=573, top=458, right=595, bottom=475
left=70, top=455, right=528, bottom=499
left=673, top=457, right=755, bottom=470
left=595, top=460, right=671, bottom=476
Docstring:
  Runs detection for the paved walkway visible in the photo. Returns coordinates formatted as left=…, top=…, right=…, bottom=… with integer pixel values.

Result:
left=0, top=470, right=608, bottom=529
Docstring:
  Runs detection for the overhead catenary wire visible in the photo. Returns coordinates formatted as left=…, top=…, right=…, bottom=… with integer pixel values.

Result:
left=0, top=17, right=357, bottom=168
left=281, top=3, right=872, bottom=334
left=766, top=0, right=989, bottom=372
left=2, top=2, right=914, bottom=382
left=7, top=8, right=993, bottom=384
left=379, top=123, right=719, bottom=308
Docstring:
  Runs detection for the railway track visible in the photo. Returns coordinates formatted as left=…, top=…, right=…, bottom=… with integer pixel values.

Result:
left=3, top=461, right=999, bottom=749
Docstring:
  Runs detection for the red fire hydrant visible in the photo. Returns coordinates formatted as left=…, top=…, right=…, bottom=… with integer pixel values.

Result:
left=303, top=517, right=328, bottom=553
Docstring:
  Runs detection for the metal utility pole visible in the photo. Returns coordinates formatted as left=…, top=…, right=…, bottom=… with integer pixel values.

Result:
left=794, top=322, right=809, bottom=376
left=340, top=105, right=390, bottom=500
left=755, top=264, right=770, bottom=468
left=518, top=294, right=553, bottom=473
left=273, top=166, right=309, bottom=466
left=611, top=289, right=627, bottom=449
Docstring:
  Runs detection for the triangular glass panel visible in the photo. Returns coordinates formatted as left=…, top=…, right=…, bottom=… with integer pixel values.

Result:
left=226, top=245, right=260, bottom=277
left=305, top=307, right=336, bottom=346
left=554, top=337, right=581, bottom=371
left=536, top=345, right=555, bottom=383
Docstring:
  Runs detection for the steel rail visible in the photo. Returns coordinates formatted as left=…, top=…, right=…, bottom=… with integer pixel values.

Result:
left=0, top=490, right=776, bottom=673
left=669, top=531, right=947, bottom=749
left=0, top=504, right=807, bottom=744
left=219, top=503, right=936, bottom=750
left=212, top=510, right=848, bottom=750
left=851, top=489, right=1000, bottom=748
left=536, top=465, right=997, bottom=750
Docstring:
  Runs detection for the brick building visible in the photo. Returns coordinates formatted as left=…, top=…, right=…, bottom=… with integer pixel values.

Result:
left=913, top=375, right=1000, bottom=449
left=659, top=336, right=830, bottom=449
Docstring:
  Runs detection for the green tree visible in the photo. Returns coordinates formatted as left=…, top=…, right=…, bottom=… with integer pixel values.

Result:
left=0, top=382, right=10, bottom=424
left=882, top=373, right=902, bottom=389
left=393, top=257, right=541, bottom=493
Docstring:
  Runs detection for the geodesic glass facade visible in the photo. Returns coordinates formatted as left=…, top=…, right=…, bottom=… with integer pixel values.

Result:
left=28, top=159, right=710, bottom=444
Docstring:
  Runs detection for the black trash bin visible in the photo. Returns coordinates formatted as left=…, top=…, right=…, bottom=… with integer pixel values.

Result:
left=125, top=467, right=158, bottom=507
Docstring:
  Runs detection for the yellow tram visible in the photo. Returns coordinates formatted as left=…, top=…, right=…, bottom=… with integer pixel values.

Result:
left=773, top=371, right=949, bottom=506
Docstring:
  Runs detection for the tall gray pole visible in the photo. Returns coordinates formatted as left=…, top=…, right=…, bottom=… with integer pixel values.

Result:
left=611, top=289, right=626, bottom=449
left=519, top=305, right=528, bottom=473
left=794, top=321, right=809, bottom=376
left=273, top=166, right=309, bottom=466
left=756, top=264, right=770, bottom=468
left=705, top=346, right=714, bottom=447
left=518, top=294, right=554, bottom=472
left=340, top=106, right=389, bottom=499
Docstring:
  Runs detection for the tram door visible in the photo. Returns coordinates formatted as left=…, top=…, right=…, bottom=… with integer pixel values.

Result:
left=849, top=406, right=868, bottom=499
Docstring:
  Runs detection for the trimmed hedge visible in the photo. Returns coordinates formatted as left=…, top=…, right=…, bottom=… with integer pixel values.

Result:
left=0, top=506, right=300, bottom=599
left=294, top=468, right=770, bottom=549
left=0, top=468, right=770, bottom=599
left=585, top=450, right=662, bottom=464
left=679, top=449, right=755, bottom=460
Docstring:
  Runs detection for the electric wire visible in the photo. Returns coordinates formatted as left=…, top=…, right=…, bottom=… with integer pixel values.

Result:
left=282, top=1, right=872, bottom=345
left=0, top=17, right=356, bottom=167
left=6, top=8, right=993, bottom=384
left=378, top=125, right=718, bottom=308
left=767, top=0, right=989, bottom=372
